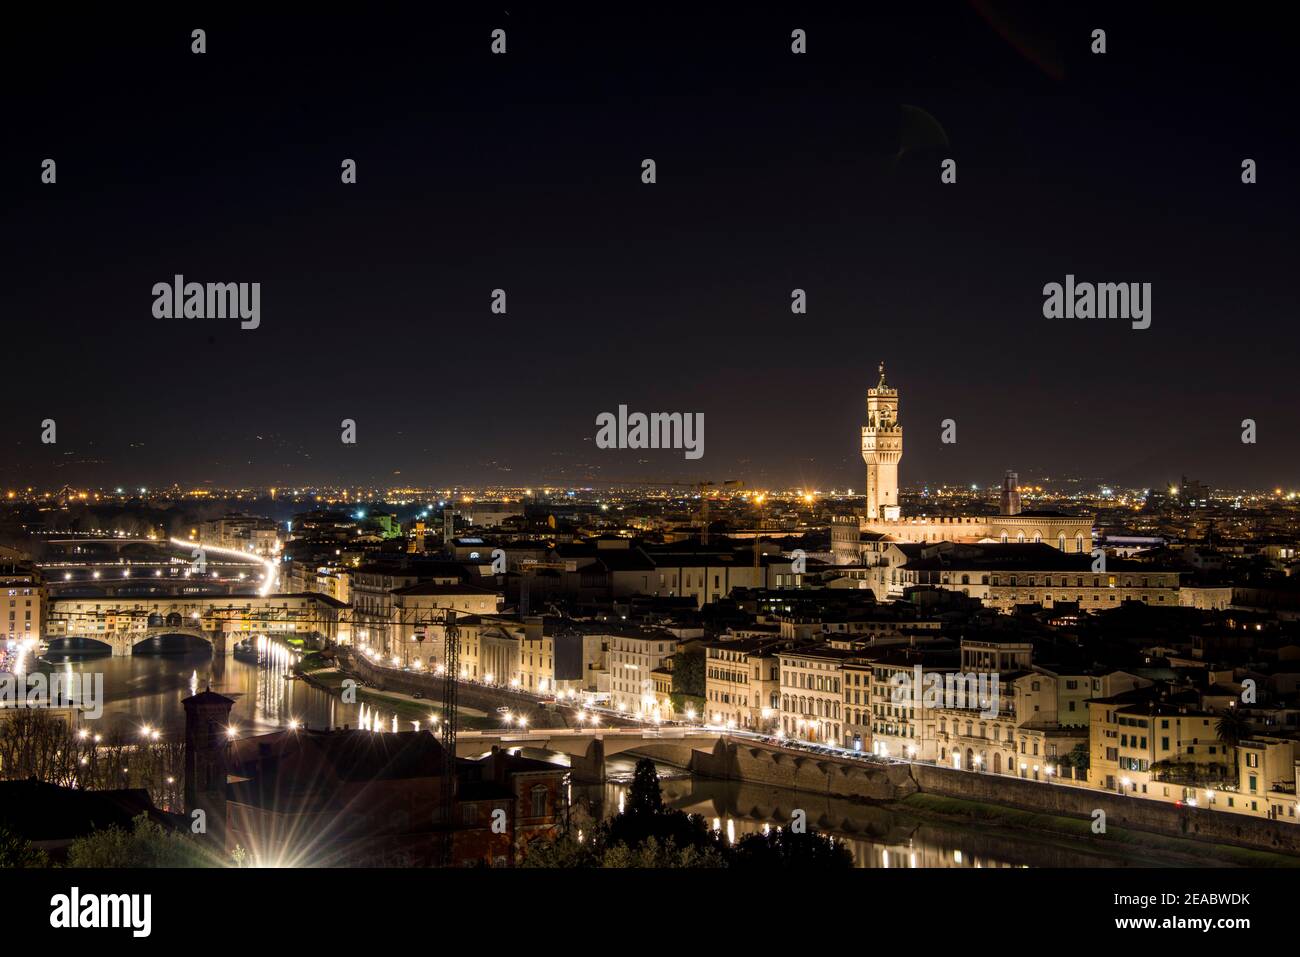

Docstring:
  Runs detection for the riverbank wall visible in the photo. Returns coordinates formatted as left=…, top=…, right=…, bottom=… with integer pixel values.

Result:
left=336, top=652, right=645, bottom=730
left=686, top=738, right=1300, bottom=856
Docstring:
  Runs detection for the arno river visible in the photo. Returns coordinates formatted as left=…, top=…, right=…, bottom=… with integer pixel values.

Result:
left=36, top=641, right=1196, bottom=868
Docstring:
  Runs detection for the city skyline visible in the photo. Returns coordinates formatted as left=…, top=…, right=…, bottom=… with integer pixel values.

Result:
left=3, top=361, right=1294, bottom=494
left=5, top=5, right=1300, bottom=912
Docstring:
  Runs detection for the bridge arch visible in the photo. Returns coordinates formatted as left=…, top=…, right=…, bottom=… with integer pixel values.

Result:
left=43, top=636, right=113, bottom=657
left=131, top=628, right=214, bottom=654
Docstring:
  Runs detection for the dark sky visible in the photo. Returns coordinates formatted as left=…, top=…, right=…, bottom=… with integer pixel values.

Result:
left=5, top=3, right=1297, bottom=492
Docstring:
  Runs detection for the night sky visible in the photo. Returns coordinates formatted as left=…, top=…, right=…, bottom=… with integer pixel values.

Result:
left=5, top=4, right=1297, bottom=492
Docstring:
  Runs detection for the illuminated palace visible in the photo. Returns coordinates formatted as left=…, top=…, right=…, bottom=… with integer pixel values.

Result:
left=831, top=365, right=1094, bottom=564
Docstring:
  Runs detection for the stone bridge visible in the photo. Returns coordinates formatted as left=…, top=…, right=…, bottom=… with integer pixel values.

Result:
left=456, top=727, right=726, bottom=784
left=46, top=626, right=229, bottom=658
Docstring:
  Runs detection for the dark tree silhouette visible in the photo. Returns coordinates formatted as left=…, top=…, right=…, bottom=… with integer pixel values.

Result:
left=627, top=757, right=665, bottom=815
left=731, top=826, right=854, bottom=869
left=0, top=825, right=49, bottom=868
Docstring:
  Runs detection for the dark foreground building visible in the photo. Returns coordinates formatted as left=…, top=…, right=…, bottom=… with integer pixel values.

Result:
left=184, top=691, right=567, bottom=867
left=0, top=778, right=178, bottom=863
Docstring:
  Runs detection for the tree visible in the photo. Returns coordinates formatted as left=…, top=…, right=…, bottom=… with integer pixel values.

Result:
left=0, top=825, right=49, bottom=868
left=731, top=827, right=854, bottom=870
left=66, top=814, right=218, bottom=868
left=627, top=757, right=665, bottom=815
left=605, top=759, right=722, bottom=855
left=1064, top=743, right=1090, bottom=774
left=1216, top=709, right=1251, bottom=774
left=670, top=647, right=705, bottom=716
left=523, top=833, right=727, bottom=868
left=520, top=834, right=601, bottom=868
left=0, top=711, right=184, bottom=812
left=601, top=836, right=726, bottom=869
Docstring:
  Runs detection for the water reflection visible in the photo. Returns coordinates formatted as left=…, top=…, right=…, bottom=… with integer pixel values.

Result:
left=35, top=643, right=363, bottom=736
left=579, top=758, right=1187, bottom=869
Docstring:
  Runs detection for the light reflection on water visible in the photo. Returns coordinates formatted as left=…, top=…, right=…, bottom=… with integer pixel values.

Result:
left=37, top=639, right=362, bottom=736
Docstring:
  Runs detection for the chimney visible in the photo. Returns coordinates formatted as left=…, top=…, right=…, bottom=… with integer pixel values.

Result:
left=489, top=744, right=508, bottom=784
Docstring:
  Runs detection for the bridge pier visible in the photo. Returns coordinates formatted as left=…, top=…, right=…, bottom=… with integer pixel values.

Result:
left=568, top=738, right=606, bottom=785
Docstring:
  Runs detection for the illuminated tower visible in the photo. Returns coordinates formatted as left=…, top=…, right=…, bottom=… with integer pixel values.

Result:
left=1000, top=470, right=1022, bottom=516
left=862, top=362, right=902, bottom=520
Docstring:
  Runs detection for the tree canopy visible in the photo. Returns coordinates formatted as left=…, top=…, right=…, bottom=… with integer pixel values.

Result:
left=525, top=758, right=850, bottom=869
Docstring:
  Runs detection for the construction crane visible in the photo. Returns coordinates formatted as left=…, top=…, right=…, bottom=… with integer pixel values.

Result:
left=396, top=604, right=463, bottom=865
left=439, top=609, right=460, bottom=866
left=619, top=478, right=744, bottom=544
left=696, top=480, right=743, bottom=545
left=752, top=492, right=768, bottom=568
